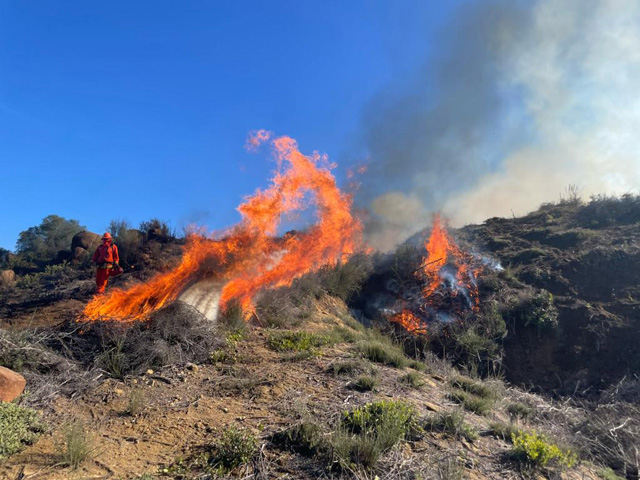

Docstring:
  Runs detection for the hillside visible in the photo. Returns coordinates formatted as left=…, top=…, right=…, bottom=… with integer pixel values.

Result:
left=0, top=196, right=639, bottom=479
left=460, top=195, right=640, bottom=393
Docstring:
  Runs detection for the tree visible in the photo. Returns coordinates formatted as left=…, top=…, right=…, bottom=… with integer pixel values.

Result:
left=0, top=248, right=10, bottom=269
left=15, top=215, right=85, bottom=267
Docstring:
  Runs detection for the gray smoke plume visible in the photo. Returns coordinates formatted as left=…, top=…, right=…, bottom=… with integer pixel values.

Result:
left=360, top=0, right=640, bottom=251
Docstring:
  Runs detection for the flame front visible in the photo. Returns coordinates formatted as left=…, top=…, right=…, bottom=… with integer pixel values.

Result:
left=421, top=214, right=481, bottom=311
left=389, top=214, right=484, bottom=336
left=83, top=131, right=363, bottom=322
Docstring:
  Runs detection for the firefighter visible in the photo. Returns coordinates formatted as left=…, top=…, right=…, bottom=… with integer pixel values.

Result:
left=91, top=232, right=121, bottom=294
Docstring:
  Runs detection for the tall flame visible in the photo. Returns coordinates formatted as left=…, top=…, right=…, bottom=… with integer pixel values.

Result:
left=83, top=131, right=363, bottom=322
left=421, top=214, right=480, bottom=310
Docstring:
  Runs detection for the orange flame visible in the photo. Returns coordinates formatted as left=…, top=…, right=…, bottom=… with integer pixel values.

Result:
left=420, top=214, right=481, bottom=311
left=83, top=131, right=363, bottom=322
left=390, top=215, right=483, bottom=336
left=390, top=309, right=427, bottom=335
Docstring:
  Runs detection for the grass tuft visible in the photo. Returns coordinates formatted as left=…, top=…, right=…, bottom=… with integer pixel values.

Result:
left=506, top=402, right=534, bottom=421
left=330, top=400, right=420, bottom=471
left=488, top=421, right=521, bottom=442
left=352, top=375, right=378, bottom=392
left=447, top=389, right=494, bottom=415
left=450, top=376, right=496, bottom=399
left=400, top=371, right=425, bottom=388
left=272, top=421, right=322, bottom=456
left=267, top=331, right=333, bottom=354
left=358, top=340, right=408, bottom=368
left=59, top=421, right=92, bottom=469
left=424, top=410, right=478, bottom=441
left=126, top=388, right=145, bottom=416
left=208, top=425, right=257, bottom=473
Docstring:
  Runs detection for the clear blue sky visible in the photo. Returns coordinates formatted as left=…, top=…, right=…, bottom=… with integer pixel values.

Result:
left=0, top=0, right=463, bottom=251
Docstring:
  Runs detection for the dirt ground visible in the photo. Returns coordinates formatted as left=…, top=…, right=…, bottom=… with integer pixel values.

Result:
left=1, top=314, right=602, bottom=480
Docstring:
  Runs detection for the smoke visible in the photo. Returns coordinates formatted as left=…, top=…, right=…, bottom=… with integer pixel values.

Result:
left=360, top=0, right=640, bottom=250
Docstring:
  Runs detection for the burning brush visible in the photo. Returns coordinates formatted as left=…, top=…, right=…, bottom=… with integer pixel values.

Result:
left=82, top=131, right=364, bottom=323
left=388, top=215, right=495, bottom=336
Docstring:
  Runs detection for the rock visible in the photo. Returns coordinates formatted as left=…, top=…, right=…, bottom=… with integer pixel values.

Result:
left=0, top=366, right=26, bottom=402
left=71, top=231, right=101, bottom=260
left=186, top=363, right=199, bottom=372
left=424, top=401, right=441, bottom=413
left=55, top=250, right=72, bottom=263
left=72, top=247, right=88, bottom=261
left=423, top=377, right=438, bottom=388
left=0, top=270, right=16, bottom=287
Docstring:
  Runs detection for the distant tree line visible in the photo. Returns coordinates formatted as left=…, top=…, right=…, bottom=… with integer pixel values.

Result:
left=1, top=215, right=177, bottom=274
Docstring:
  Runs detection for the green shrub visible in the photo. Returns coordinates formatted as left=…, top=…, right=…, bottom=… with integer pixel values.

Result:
left=108, top=219, right=144, bottom=268
left=14, top=215, right=85, bottom=269
left=329, top=429, right=383, bottom=471
left=424, top=410, right=477, bottom=441
left=315, top=253, right=373, bottom=301
left=511, top=430, right=577, bottom=469
left=210, top=349, right=230, bottom=364
left=267, top=331, right=333, bottom=354
left=358, top=340, right=408, bottom=368
left=400, top=371, right=424, bottom=388
left=409, top=359, right=428, bottom=372
left=447, top=389, right=494, bottom=415
left=282, top=350, right=317, bottom=362
left=0, top=403, right=45, bottom=459
left=273, top=421, right=322, bottom=455
left=449, top=377, right=496, bottom=400
left=341, top=400, right=418, bottom=440
left=509, top=290, right=558, bottom=330
left=352, top=375, right=379, bottom=392
left=331, top=326, right=361, bottom=343
left=59, top=421, right=92, bottom=469
left=577, top=193, right=640, bottom=228
left=435, top=455, right=466, bottom=480
left=209, top=425, right=258, bottom=473
left=488, top=421, right=521, bottom=442
left=139, top=218, right=173, bottom=241
left=330, top=400, right=419, bottom=471
left=341, top=315, right=366, bottom=332
left=598, top=467, right=626, bottom=480
left=506, top=402, right=534, bottom=421
left=332, top=360, right=360, bottom=376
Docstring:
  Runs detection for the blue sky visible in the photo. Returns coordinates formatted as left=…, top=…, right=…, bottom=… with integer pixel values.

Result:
left=0, top=0, right=464, bottom=251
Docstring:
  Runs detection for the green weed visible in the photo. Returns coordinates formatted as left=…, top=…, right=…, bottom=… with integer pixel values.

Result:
left=0, top=403, right=45, bottom=459
left=511, top=430, right=577, bottom=469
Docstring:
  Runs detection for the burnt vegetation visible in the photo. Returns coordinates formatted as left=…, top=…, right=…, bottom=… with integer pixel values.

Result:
left=1, top=194, right=640, bottom=478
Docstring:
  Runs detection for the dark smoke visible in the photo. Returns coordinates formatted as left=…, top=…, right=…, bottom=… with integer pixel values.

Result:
left=359, top=0, right=640, bottom=250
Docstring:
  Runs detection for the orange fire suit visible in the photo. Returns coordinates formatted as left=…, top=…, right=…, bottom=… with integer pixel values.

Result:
left=92, top=241, right=120, bottom=294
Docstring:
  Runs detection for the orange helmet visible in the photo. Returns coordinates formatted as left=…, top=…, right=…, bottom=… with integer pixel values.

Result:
left=102, top=232, right=112, bottom=240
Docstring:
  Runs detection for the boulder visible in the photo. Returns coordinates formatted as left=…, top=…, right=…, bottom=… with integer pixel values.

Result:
left=55, top=249, right=72, bottom=263
left=0, top=270, right=16, bottom=287
left=71, top=231, right=101, bottom=260
left=0, top=366, right=26, bottom=402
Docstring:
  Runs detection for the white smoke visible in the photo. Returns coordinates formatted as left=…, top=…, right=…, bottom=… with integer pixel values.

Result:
left=361, top=0, right=640, bottom=246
